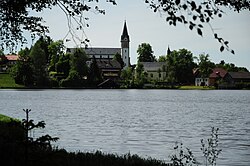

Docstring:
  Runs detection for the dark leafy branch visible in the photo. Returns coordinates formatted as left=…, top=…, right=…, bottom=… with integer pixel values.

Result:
left=0, top=0, right=249, bottom=53
left=145, top=0, right=250, bottom=53
left=0, top=0, right=116, bottom=50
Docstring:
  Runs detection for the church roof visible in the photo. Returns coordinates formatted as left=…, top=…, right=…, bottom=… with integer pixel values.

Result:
left=67, top=47, right=121, bottom=56
left=121, top=21, right=130, bottom=41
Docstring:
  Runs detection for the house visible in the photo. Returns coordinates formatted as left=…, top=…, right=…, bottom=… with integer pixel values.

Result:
left=208, top=68, right=228, bottom=86
left=140, top=62, right=167, bottom=82
left=224, top=71, right=250, bottom=87
left=96, top=59, right=122, bottom=80
left=193, top=68, right=209, bottom=86
left=5, top=55, right=19, bottom=65
left=0, top=55, right=18, bottom=72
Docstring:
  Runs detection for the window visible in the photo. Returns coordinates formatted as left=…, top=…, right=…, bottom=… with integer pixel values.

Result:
left=150, top=73, right=153, bottom=78
left=159, top=73, right=161, bottom=78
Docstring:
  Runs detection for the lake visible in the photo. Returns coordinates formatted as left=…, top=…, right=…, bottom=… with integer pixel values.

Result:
left=0, top=89, right=249, bottom=165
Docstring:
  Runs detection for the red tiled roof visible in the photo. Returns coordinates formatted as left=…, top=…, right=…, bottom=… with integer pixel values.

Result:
left=5, top=55, right=19, bottom=61
left=209, top=68, right=227, bottom=78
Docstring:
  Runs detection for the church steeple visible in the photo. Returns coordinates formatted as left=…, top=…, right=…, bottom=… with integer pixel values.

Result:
left=121, top=21, right=130, bottom=68
left=121, top=21, right=130, bottom=42
left=167, top=45, right=171, bottom=55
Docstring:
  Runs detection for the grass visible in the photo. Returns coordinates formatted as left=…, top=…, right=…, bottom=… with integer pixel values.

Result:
left=179, top=85, right=215, bottom=90
left=0, top=73, right=24, bottom=88
left=0, top=114, right=19, bottom=123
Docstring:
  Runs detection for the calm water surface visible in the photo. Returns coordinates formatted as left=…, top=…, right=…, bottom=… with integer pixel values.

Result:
left=0, top=89, right=250, bottom=165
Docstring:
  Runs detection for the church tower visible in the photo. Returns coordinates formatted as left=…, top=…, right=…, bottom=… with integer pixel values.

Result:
left=121, top=21, right=130, bottom=68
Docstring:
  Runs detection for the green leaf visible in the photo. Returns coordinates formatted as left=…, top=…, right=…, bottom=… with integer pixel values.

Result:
left=175, top=0, right=180, bottom=5
left=197, top=28, right=202, bottom=36
left=220, top=46, right=224, bottom=52
left=214, top=33, right=218, bottom=39
left=189, top=25, right=193, bottom=30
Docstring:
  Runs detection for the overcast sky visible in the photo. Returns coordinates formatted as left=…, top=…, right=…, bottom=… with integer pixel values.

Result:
left=22, top=1, right=250, bottom=70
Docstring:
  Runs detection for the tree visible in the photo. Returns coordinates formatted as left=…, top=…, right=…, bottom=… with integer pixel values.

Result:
left=29, top=38, right=48, bottom=86
left=1, top=1, right=249, bottom=52
left=48, top=40, right=65, bottom=72
left=113, top=53, right=124, bottom=68
left=10, top=60, right=34, bottom=86
left=137, top=43, right=156, bottom=62
left=55, top=53, right=71, bottom=76
left=60, top=48, right=89, bottom=87
left=135, top=63, right=147, bottom=88
left=0, top=50, right=8, bottom=65
left=166, top=49, right=196, bottom=84
left=120, top=67, right=133, bottom=88
left=196, top=54, right=215, bottom=78
left=70, top=48, right=88, bottom=78
left=158, top=55, right=167, bottom=62
left=216, top=60, right=249, bottom=72
left=88, top=56, right=102, bottom=86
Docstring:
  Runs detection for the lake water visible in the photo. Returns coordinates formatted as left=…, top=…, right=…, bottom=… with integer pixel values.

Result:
left=0, top=89, right=250, bottom=165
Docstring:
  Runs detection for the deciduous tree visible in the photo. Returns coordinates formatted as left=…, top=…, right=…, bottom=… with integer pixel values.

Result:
left=29, top=38, right=48, bottom=86
left=196, top=54, right=215, bottom=78
left=166, top=49, right=195, bottom=84
left=137, top=43, right=156, bottom=62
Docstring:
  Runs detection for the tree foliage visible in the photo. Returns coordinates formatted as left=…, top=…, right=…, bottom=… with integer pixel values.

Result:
left=166, top=48, right=196, bottom=84
left=196, top=54, right=215, bottom=78
left=0, top=0, right=116, bottom=50
left=145, top=0, right=250, bottom=53
left=121, top=67, right=133, bottom=88
left=1, top=0, right=249, bottom=52
left=88, top=56, right=102, bottom=86
left=137, top=43, right=156, bottom=62
left=29, top=38, right=49, bottom=86
left=135, top=63, right=147, bottom=88
left=216, top=60, right=249, bottom=72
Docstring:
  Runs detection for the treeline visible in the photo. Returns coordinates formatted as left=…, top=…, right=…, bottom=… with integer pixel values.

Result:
left=10, top=37, right=102, bottom=88
left=121, top=43, right=248, bottom=88
left=6, top=40, right=249, bottom=88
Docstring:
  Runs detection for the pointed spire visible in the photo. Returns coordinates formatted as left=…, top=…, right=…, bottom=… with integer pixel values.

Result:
left=121, top=21, right=130, bottom=42
left=167, top=45, right=171, bottom=55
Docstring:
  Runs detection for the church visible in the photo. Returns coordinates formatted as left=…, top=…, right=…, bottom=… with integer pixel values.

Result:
left=66, top=21, right=130, bottom=68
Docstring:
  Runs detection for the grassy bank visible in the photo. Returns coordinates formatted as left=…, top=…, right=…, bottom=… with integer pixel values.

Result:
left=179, top=85, right=215, bottom=90
left=0, top=114, right=171, bottom=166
left=0, top=73, right=24, bottom=88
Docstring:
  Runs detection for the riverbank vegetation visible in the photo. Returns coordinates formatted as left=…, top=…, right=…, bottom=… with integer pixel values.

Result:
left=0, top=112, right=170, bottom=166
left=1, top=111, right=222, bottom=166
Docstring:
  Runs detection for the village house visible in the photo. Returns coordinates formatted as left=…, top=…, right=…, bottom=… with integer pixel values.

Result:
left=208, top=68, right=228, bottom=86
left=193, top=68, right=209, bottom=86
left=0, top=54, right=19, bottom=72
left=194, top=67, right=250, bottom=88
left=223, top=71, right=250, bottom=88
left=96, top=59, right=122, bottom=80
left=141, top=62, right=167, bottom=82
